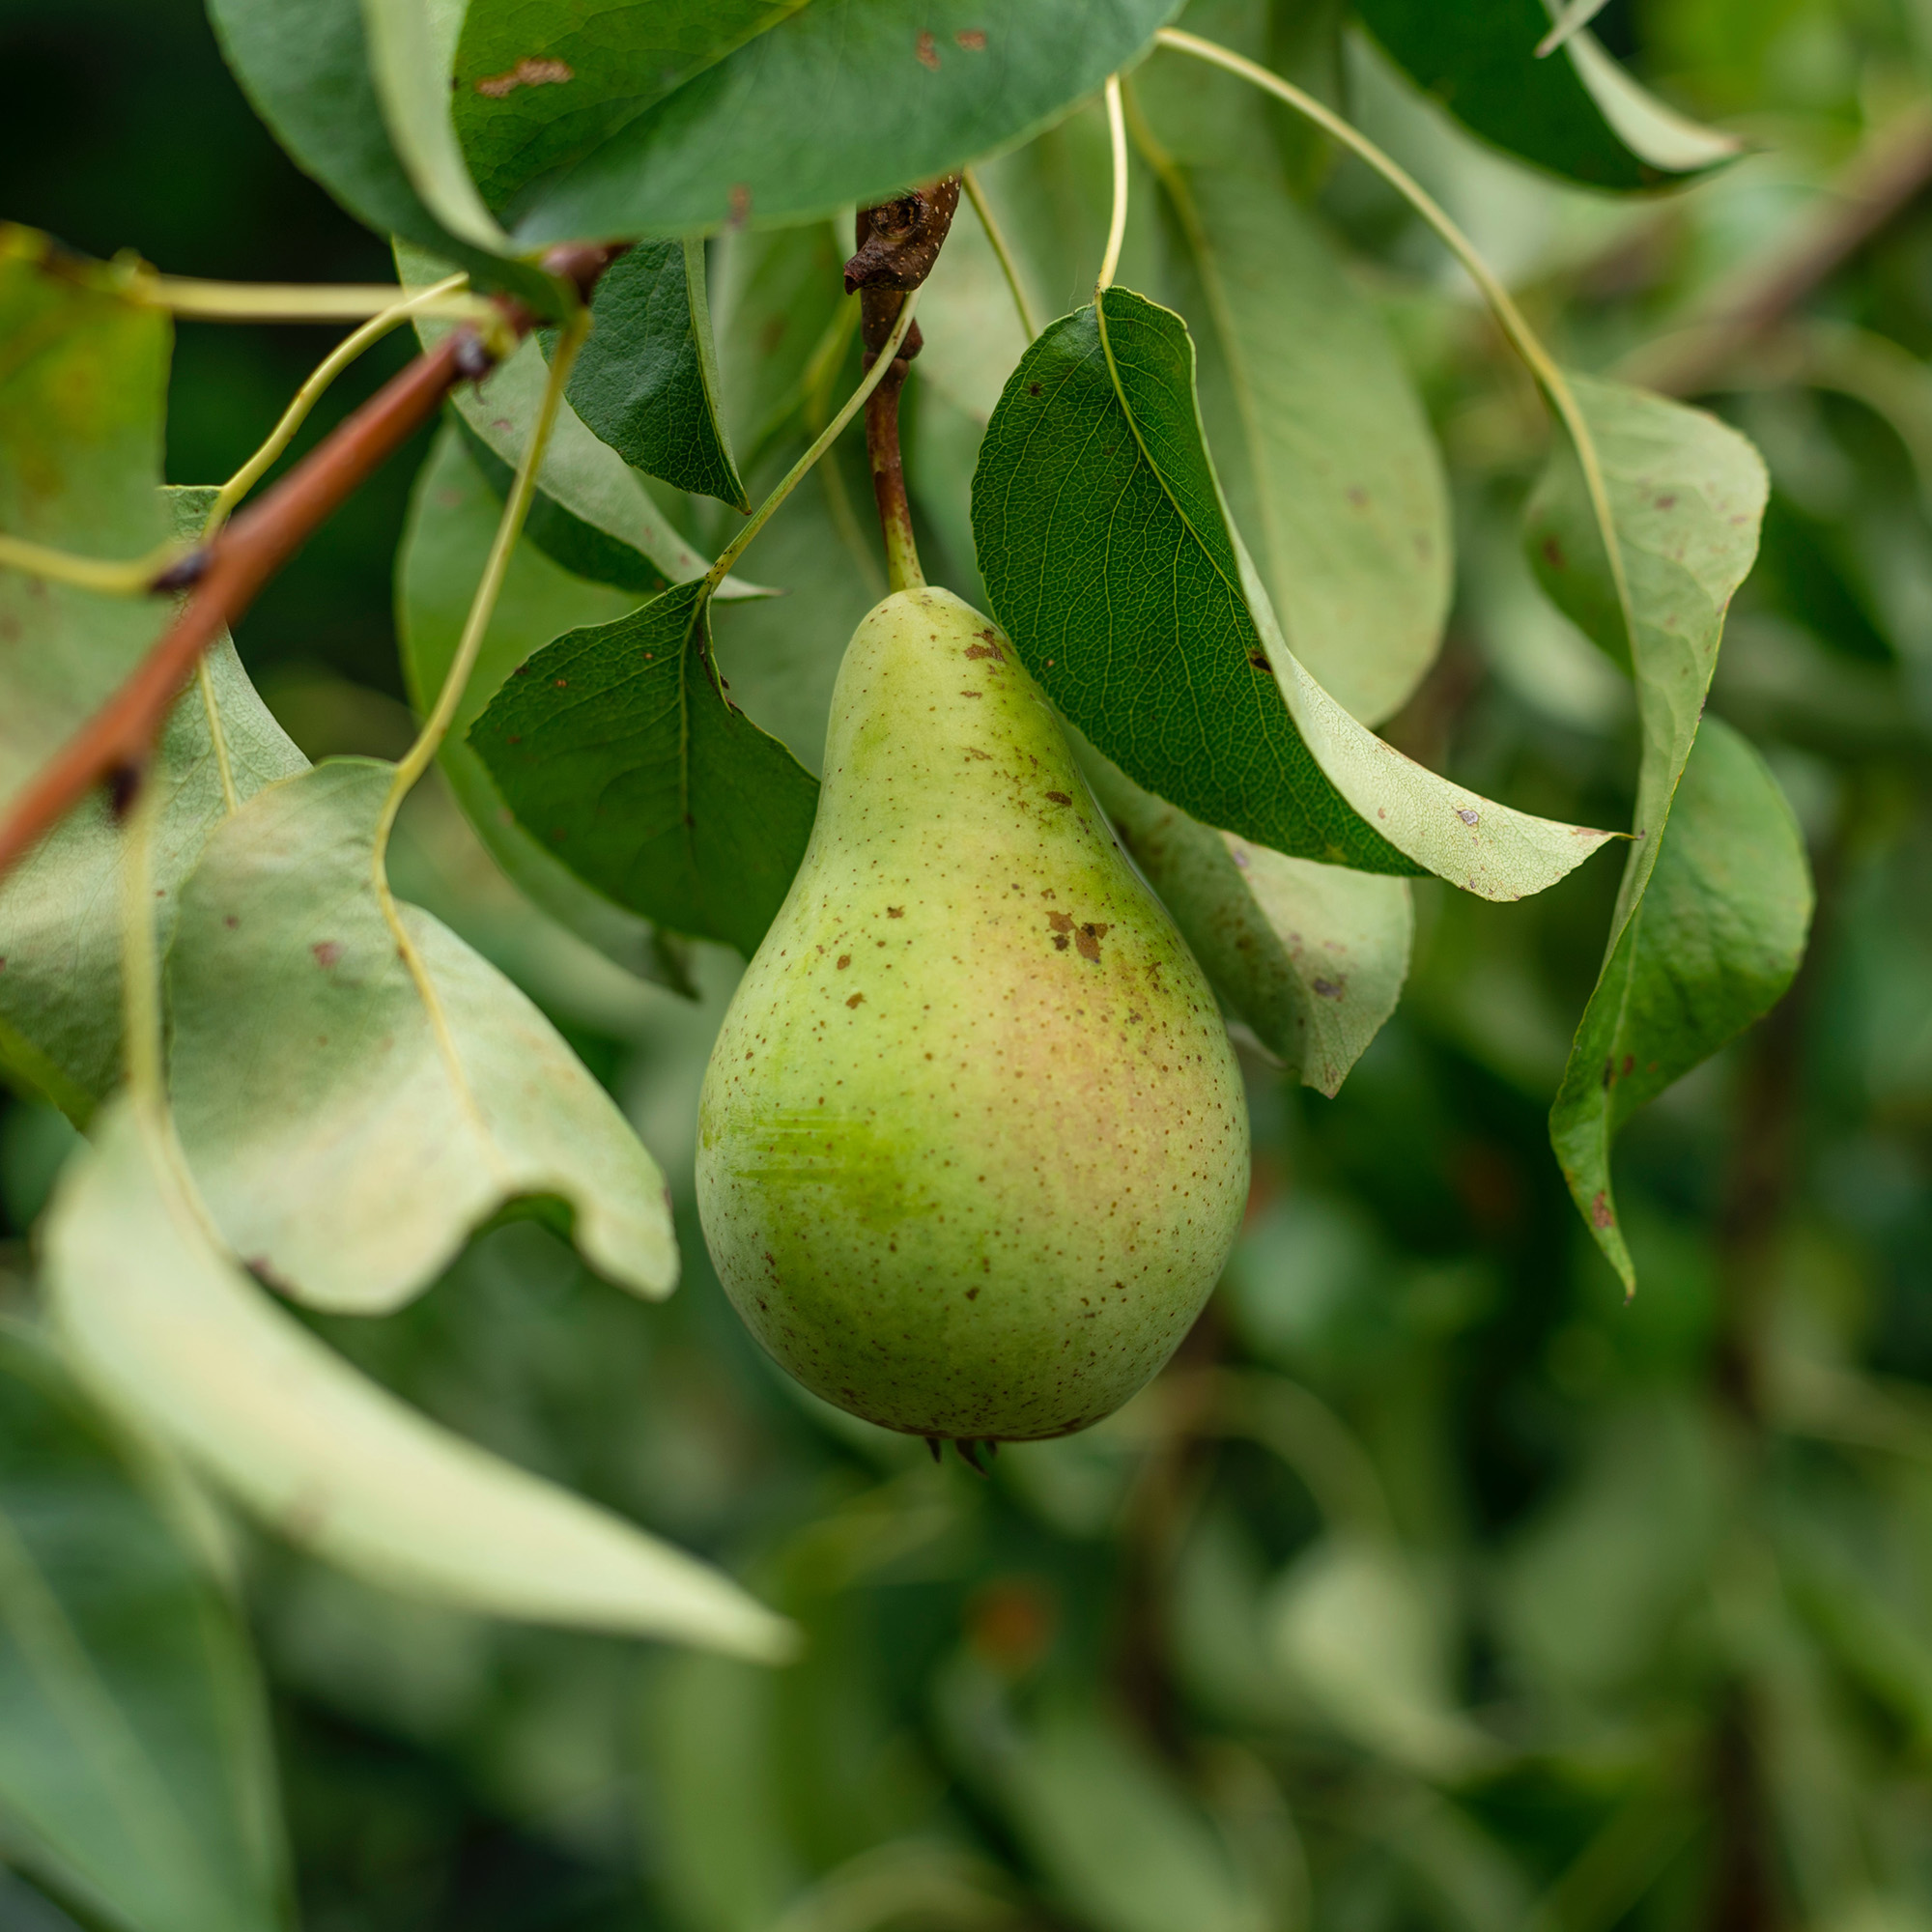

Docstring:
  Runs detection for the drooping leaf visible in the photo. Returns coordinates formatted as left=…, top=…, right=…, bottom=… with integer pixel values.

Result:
left=397, top=425, right=695, bottom=992
left=1524, top=376, right=1780, bottom=1282
left=1352, top=0, right=1735, bottom=191
left=360, top=0, right=508, bottom=252
left=972, top=290, right=1614, bottom=898
left=205, top=0, right=556, bottom=310
left=0, top=1321, right=288, bottom=1932
left=469, top=579, right=821, bottom=955
left=516, top=0, right=1184, bottom=245
left=397, top=239, right=737, bottom=597
left=0, top=243, right=309, bottom=1116
left=1563, top=33, right=1746, bottom=178
left=46, top=1102, right=795, bottom=1662
left=1152, top=161, right=1451, bottom=725
left=1548, top=719, right=1811, bottom=1285
left=452, top=0, right=807, bottom=213
left=1084, top=750, right=1411, bottom=1096
left=165, top=759, right=679, bottom=1315
left=567, top=241, right=748, bottom=509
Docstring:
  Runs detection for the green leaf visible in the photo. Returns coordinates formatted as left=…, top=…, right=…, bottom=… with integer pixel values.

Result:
left=398, top=424, right=696, bottom=992
left=1352, top=0, right=1734, bottom=191
left=1268, top=1533, right=1496, bottom=1777
left=0, top=1322, right=287, bottom=1932
left=1152, top=161, right=1452, bottom=726
left=1526, top=376, right=1781, bottom=1283
left=397, top=239, right=762, bottom=598
left=205, top=0, right=555, bottom=310
left=469, top=579, right=821, bottom=956
left=0, top=229, right=171, bottom=819
left=972, top=289, right=1614, bottom=898
left=0, top=630, right=307, bottom=1122
left=46, top=1101, right=795, bottom=1662
left=1084, top=749, right=1411, bottom=1096
left=516, top=0, right=1184, bottom=245
left=360, top=0, right=510, bottom=252
left=165, top=759, right=679, bottom=1314
left=1548, top=719, right=1811, bottom=1285
left=0, top=237, right=309, bottom=1114
left=568, top=240, right=748, bottom=509
left=452, top=0, right=806, bottom=213
left=943, top=1686, right=1271, bottom=1932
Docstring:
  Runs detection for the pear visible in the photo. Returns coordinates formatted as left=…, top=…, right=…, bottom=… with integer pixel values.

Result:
left=696, top=586, right=1249, bottom=1442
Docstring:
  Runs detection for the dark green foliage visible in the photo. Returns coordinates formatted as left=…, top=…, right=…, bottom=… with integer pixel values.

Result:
left=516, top=0, right=1187, bottom=243
left=975, top=292, right=1415, bottom=872
left=5, top=0, right=1932, bottom=1925
left=1355, top=0, right=1697, bottom=189
left=569, top=242, right=748, bottom=510
left=471, top=581, right=820, bottom=956
left=0, top=1325, right=287, bottom=1932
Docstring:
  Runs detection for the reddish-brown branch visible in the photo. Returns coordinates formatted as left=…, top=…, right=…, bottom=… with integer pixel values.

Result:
left=0, top=242, right=622, bottom=883
left=1626, top=103, right=1932, bottom=397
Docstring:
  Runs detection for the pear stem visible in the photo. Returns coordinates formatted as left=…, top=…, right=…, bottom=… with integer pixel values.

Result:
left=864, top=343, right=923, bottom=593
left=845, top=183, right=961, bottom=597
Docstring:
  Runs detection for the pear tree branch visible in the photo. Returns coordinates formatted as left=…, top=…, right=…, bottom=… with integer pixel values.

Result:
left=0, top=243, right=621, bottom=883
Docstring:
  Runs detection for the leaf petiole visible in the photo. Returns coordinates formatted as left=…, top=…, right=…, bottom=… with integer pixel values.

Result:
left=380, top=307, right=589, bottom=838
left=1096, top=75, right=1130, bottom=298
left=962, top=169, right=1039, bottom=340
left=201, top=273, right=473, bottom=543
left=0, top=534, right=183, bottom=597
left=128, top=272, right=492, bottom=325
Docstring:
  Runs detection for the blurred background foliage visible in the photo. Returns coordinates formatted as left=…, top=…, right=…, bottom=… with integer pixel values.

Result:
left=6, top=0, right=1932, bottom=1927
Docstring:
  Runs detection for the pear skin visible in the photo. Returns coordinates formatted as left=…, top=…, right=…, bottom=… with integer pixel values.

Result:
left=696, top=586, right=1249, bottom=1441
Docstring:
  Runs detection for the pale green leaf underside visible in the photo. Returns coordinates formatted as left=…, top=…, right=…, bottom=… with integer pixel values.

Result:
left=974, top=290, right=1613, bottom=900
left=360, top=0, right=509, bottom=252
left=0, top=1325, right=285, bottom=1932
left=1549, top=719, right=1811, bottom=1287
left=0, top=229, right=172, bottom=820
left=166, top=759, right=678, bottom=1315
left=1527, top=376, right=1776, bottom=1282
left=1085, top=748, right=1410, bottom=1096
left=396, top=240, right=762, bottom=600
left=47, top=1104, right=795, bottom=1662
left=1530, top=374, right=1770, bottom=928
left=207, top=0, right=554, bottom=309
left=0, top=236, right=309, bottom=1115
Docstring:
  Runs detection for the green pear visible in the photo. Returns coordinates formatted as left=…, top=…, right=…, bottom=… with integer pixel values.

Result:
left=696, top=586, right=1249, bottom=1442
